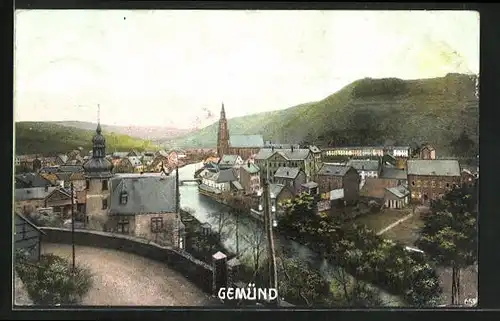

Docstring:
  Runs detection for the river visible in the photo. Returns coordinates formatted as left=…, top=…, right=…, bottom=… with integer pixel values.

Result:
left=177, top=163, right=403, bottom=306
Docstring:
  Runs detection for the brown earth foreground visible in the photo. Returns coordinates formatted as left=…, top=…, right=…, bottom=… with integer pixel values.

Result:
left=41, top=243, right=212, bottom=306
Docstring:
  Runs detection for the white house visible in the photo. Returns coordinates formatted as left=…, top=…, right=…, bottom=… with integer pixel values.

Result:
left=347, top=159, right=380, bottom=180
left=201, top=168, right=240, bottom=193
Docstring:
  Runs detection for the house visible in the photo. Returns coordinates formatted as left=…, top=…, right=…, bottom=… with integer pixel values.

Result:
left=17, top=155, right=38, bottom=172
left=309, top=145, right=322, bottom=178
left=347, top=159, right=381, bottom=180
left=14, top=213, right=46, bottom=261
left=383, top=146, right=411, bottom=158
left=107, top=173, right=184, bottom=248
left=200, top=168, right=242, bottom=195
left=14, top=186, right=58, bottom=215
left=407, top=159, right=461, bottom=204
left=218, top=155, right=244, bottom=170
left=43, top=187, right=76, bottom=218
left=301, top=181, right=319, bottom=196
left=273, top=167, right=306, bottom=195
left=255, top=184, right=294, bottom=219
left=112, top=152, right=129, bottom=159
left=263, top=141, right=300, bottom=149
left=419, top=144, right=436, bottom=160
left=151, top=151, right=170, bottom=170
left=239, top=162, right=261, bottom=195
left=56, top=165, right=85, bottom=190
left=254, top=147, right=314, bottom=182
left=316, top=164, right=360, bottom=203
left=384, top=185, right=410, bottom=209
left=15, top=173, right=55, bottom=189
left=322, top=146, right=384, bottom=158
left=55, top=154, right=68, bottom=166
left=360, top=178, right=401, bottom=200
left=379, top=166, right=408, bottom=185
left=127, top=150, right=141, bottom=157
left=114, top=156, right=143, bottom=173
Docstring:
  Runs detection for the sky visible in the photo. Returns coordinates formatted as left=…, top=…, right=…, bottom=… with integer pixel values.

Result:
left=14, top=10, right=479, bottom=129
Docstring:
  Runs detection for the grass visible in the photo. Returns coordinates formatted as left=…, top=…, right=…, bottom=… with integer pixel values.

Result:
left=169, top=73, right=478, bottom=156
left=15, top=122, right=158, bottom=155
left=355, top=208, right=412, bottom=234
left=380, top=212, right=425, bottom=246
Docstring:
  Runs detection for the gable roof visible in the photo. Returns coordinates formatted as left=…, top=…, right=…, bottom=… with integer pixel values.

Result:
left=126, top=156, right=143, bottom=166
left=216, top=169, right=238, bottom=183
left=385, top=185, right=410, bottom=199
left=219, top=155, right=241, bottom=166
left=108, top=174, right=177, bottom=215
left=318, top=164, right=352, bottom=177
left=14, top=213, right=46, bottom=235
left=407, top=160, right=460, bottom=177
left=380, top=167, right=408, bottom=180
left=231, top=181, right=244, bottom=191
left=15, top=186, right=58, bottom=201
left=44, top=187, right=72, bottom=201
left=360, top=178, right=399, bottom=199
left=57, top=154, right=68, bottom=163
left=15, top=173, right=54, bottom=188
left=241, top=162, right=260, bottom=174
left=347, top=159, right=380, bottom=172
left=276, top=149, right=311, bottom=161
left=255, top=149, right=276, bottom=160
left=58, top=165, right=84, bottom=173
left=229, top=135, right=264, bottom=148
left=309, top=145, right=321, bottom=153
left=274, top=167, right=301, bottom=179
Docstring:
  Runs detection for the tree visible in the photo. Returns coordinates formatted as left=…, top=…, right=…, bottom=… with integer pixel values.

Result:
left=15, top=251, right=93, bottom=305
left=416, top=185, right=478, bottom=305
left=329, top=267, right=383, bottom=307
left=241, top=220, right=267, bottom=280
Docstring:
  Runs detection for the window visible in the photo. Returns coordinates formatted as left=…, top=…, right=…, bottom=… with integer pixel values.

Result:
left=120, top=191, right=128, bottom=205
left=151, top=217, right=163, bottom=233
left=117, top=218, right=130, bottom=234
left=412, top=181, right=415, bottom=186
left=102, top=199, right=108, bottom=210
left=102, top=180, right=108, bottom=191
left=431, top=180, right=436, bottom=187
left=446, top=183, right=450, bottom=188
left=86, top=180, right=90, bottom=190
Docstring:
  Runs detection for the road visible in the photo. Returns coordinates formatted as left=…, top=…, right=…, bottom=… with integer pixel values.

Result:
left=42, top=243, right=214, bottom=306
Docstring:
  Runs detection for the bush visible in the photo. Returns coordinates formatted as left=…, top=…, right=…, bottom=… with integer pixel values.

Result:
left=15, top=250, right=93, bottom=305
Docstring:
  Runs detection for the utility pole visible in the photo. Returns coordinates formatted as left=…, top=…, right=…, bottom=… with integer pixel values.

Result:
left=262, top=179, right=278, bottom=306
left=235, top=208, right=239, bottom=256
left=71, top=181, right=76, bottom=272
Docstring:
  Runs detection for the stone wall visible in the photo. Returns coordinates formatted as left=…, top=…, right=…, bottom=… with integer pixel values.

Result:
left=39, top=227, right=214, bottom=294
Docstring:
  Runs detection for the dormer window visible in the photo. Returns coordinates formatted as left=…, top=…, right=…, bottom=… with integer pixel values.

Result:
left=120, top=191, right=128, bottom=205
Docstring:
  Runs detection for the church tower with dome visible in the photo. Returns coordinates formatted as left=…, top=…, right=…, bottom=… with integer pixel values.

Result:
left=83, top=106, right=114, bottom=231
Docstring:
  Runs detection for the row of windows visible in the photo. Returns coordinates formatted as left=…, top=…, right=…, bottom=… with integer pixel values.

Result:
left=411, top=180, right=451, bottom=188
left=325, top=150, right=384, bottom=156
left=115, top=217, right=164, bottom=234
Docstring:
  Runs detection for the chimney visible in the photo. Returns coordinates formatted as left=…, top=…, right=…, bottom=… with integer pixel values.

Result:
left=271, top=146, right=274, bottom=152
left=291, top=146, right=294, bottom=152
left=248, top=162, right=251, bottom=168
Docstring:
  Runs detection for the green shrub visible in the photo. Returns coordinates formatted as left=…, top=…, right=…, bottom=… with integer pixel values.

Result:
left=15, top=251, right=93, bottom=305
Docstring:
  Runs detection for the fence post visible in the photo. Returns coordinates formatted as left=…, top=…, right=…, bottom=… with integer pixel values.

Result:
left=212, top=251, right=228, bottom=295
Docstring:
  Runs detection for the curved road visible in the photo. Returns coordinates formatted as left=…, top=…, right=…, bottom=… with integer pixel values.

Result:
left=42, top=243, right=213, bottom=306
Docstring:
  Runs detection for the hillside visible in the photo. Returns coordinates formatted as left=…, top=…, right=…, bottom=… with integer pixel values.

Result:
left=15, top=122, right=158, bottom=155
left=50, top=121, right=192, bottom=140
left=168, top=73, right=478, bottom=156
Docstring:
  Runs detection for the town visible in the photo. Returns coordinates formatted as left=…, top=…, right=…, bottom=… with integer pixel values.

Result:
left=14, top=102, right=478, bottom=307
left=13, top=9, right=478, bottom=310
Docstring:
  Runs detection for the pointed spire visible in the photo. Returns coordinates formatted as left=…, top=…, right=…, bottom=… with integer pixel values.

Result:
left=96, top=104, right=102, bottom=134
left=220, top=102, right=226, bottom=118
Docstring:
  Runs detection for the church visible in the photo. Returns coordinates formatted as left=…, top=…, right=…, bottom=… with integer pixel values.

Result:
left=217, top=103, right=264, bottom=160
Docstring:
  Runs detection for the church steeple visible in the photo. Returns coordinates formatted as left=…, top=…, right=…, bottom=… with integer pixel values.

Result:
left=83, top=104, right=113, bottom=178
left=217, top=102, right=230, bottom=158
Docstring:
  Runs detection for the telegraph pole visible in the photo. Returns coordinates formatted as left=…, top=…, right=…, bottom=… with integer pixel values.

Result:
left=71, top=181, right=76, bottom=271
left=262, top=179, right=279, bottom=306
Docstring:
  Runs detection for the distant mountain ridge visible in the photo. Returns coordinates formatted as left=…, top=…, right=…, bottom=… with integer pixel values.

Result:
left=167, top=73, right=478, bottom=156
left=48, top=121, right=193, bottom=140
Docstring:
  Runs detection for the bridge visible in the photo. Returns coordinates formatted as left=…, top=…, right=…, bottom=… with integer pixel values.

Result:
left=180, top=179, right=201, bottom=185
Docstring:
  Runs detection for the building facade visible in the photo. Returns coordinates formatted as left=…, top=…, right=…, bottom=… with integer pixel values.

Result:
left=316, top=164, right=360, bottom=203
left=407, top=159, right=461, bottom=204
left=239, top=162, right=261, bottom=195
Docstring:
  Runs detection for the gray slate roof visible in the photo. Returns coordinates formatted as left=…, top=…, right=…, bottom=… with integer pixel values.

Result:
left=219, top=155, right=241, bottom=166
left=241, top=162, right=260, bottom=174
left=269, top=184, right=285, bottom=198
left=274, top=167, right=301, bottom=179
left=276, top=149, right=311, bottom=160
left=109, top=173, right=177, bottom=215
left=386, top=185, right=410, bottom=198
left=254, top=149, right=276, bottom=160
left=15, top=187, right=58, bottom=201
left=229, top=135, right=264, bottom=148
left=347, top=160, right=380, bottom=172
left=231, top=181, right=244, bottom=191
left=407, top=160, right=460, bottom=177
left=15, top=173, right=54, bottom=188
left=216, top=169, right=238, bottom=183
left=58, top=165, right=84, bottom=173
left=318, top=164, right=351, bottom=177
left=380, top=167, right=408, bottom=180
